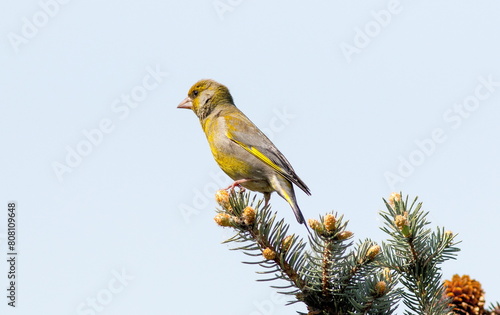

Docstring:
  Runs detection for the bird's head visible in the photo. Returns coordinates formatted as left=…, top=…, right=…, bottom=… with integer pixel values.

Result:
left=177, top=79, right=234, bottom=120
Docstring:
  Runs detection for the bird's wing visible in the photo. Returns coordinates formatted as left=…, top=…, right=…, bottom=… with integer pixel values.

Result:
left=225, top=113, right=311, bottom=196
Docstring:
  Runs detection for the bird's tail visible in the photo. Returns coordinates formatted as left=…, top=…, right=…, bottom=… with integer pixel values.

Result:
left=290, top=201, right=305, bottom=224
left=291, top=201, right=313, bottom=236
left=270, top=175, right=308, bottom=227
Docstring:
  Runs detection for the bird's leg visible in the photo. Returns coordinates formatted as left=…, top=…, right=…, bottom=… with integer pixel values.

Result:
left=263, top=192, right=271, bottom=207
left=225, top=179, right=252, bottom=192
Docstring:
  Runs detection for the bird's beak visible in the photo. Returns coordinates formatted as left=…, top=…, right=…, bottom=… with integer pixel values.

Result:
left=177, top=97, right=193, bottom=109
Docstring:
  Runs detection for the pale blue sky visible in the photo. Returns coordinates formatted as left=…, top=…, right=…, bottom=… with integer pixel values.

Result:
left=1, top=1, right=500, bottom=314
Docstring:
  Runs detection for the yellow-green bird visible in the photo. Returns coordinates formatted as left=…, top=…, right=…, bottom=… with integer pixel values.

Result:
left=177, top=79, right=311, bottom=224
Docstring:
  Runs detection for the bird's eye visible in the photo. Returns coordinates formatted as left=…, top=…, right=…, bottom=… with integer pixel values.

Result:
left=193, top=90, right=199, bottom=97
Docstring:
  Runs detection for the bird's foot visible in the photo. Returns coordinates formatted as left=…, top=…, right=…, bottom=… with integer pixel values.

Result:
left=225, top=179, right=250, bottom=193
left=263, top=192, right=271, bottom=207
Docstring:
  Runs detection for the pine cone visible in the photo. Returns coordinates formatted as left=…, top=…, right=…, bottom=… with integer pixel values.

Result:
left=444, top=274, right=485, bottom=315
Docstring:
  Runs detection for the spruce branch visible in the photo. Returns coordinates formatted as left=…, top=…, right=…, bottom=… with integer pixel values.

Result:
left=214, top=190, right=401, bottom=314
left=215, top=189, right=308, bottom=294
left=380, top=193, right=461, bottom=315
left=211, top=190, right=475, bottom=314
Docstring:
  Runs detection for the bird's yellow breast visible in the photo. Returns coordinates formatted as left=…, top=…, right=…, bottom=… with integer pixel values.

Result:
left=201, top=113, right=270, bottom=192
left=204, top=119, right=251, bottom=178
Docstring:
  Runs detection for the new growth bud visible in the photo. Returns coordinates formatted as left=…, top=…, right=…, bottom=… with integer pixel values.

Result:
left=281, top=235, right=294, bottom=251
left=262, top=247, right=276, bottom=260
left=308, top=219, right=323, bottom=233
left=323, top=214, right=336, bottom=232
left=374, top=281, right=387, bottom=297
left=215, top=189, right=231, bottom=210
left=382, top=267, right=392, bottom=282
left=394, top=212, right=410, bottom=237
left=337, top=231, right=353, bottom=240
left=388, top=192, right=401, bottom=208
left=242, top=206, right=256, bottom=225
left=214, top=213, right=232, bottom=227
left=366, top=245, right=381, bottom=261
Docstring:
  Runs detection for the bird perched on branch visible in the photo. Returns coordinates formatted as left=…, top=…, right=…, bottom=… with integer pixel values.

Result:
left=177, top=79, right=311, bottom=224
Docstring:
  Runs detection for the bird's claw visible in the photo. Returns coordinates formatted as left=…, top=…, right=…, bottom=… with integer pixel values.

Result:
left=225, top=182, right=246, bottom=193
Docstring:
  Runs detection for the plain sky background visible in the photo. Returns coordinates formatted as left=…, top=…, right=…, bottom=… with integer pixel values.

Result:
left=1, top=1, right=499, bottom=314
